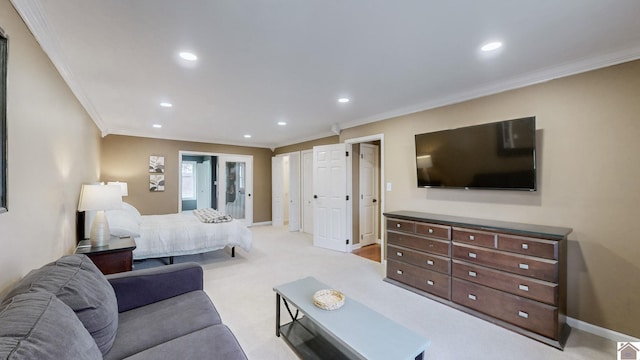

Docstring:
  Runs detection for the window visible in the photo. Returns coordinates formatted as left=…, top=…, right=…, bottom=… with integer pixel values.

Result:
left=181, top=161, right=197, bottom=200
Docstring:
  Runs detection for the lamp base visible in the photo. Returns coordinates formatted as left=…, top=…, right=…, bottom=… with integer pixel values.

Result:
left=89, top=210, right=111, bottom=247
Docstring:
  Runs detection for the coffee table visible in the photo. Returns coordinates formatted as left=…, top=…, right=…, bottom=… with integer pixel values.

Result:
left=274, top=277, right=430, bottom=360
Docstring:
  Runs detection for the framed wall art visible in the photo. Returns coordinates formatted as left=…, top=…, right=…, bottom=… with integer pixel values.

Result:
left=149, top=174, right=165, bottom=192
left=149, top=155, right=165, bottom=173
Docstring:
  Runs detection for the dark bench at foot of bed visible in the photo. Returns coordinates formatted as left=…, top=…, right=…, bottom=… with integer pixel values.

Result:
left=166, top=246, right=236, bottom=265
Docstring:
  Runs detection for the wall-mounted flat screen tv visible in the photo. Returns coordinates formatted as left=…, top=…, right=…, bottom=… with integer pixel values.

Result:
left=415, top=116, right=536, bottom=191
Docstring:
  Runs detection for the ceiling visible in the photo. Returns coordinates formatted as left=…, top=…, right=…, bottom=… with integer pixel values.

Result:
left=11, top=1, right=640, bottom=149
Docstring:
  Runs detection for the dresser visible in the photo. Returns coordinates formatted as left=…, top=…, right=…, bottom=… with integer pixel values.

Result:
left=384, top=211, right=571, bottom=349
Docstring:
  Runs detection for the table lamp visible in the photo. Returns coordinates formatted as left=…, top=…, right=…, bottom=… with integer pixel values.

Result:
left=107, top=181, right=128, bottom=197
left=78, top=184, right=123, bottom=246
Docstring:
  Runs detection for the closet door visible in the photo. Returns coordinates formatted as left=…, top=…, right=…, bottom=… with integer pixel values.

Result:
left=272, top=156, right=284, bottom=227
left=288, top=152, right=301, bottom=232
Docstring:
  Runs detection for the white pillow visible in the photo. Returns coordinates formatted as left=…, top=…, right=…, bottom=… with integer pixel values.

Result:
left=105, top=208, right=141, bottom=238
left=121, top=202, right=143, bottom=225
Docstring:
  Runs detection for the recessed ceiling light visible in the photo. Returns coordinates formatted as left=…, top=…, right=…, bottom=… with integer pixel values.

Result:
left=159, top=102, right=173, bottom=108
left=277, top=121, right=287, bottom=126
left=179, top=52, right=198, bottom=61
left=481, top=41, right=502, bottom=52
left=338, top=98, right=350, bottom=103
left=244, top=134, right=252, bottom=138
left=152, top=124, right=162, bottom=129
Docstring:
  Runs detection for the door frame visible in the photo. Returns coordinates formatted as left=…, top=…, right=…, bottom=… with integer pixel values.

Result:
left=358, top=143, right=380, bottom=247
left=344, top=134, right=385, bottom=260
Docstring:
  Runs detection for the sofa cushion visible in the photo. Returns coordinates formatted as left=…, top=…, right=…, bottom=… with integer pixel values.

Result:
left=0, top=292, right=102, bottom=360
left=0, top=254, right=118, bottom=355
left=104, top=290, right=222, bottom=360
left=123, top=325, right=247, bottom=360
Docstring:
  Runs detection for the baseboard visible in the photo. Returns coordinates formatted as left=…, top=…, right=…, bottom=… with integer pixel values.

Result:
left=566, top=317, right=640, bottom=342
left=250, top=221, right=272, bottom=227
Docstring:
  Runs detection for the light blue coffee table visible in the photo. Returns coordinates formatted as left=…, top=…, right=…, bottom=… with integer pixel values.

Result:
left=274, top=276, right=430, bottom=360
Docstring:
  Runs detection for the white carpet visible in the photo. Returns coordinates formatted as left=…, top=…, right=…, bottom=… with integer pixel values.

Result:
left=135, top=225, right=614, bottom=359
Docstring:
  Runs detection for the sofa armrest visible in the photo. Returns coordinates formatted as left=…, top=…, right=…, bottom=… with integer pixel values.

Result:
left=106, top=262, right=203, bottom=312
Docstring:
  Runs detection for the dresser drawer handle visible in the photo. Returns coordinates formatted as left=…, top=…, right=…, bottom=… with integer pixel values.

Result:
left=522, top=243, right=529, bottom=250
left=518, top=311, right=529, bottom=319
left=396, top=251, right=403, bottom=257
left=428, top=228, right=434, bottom=234
left=469, top=252, right=477, bottom=259
left=519, top=284, right=529, bottom=292
left=396, top=270, right=403, bottom=275
left=468, top=294, right=477, bottom=301
left=427, top=280, right=434, bottom=286
left=519, top=263, right=529, bottom=270
left=469, top=235, right=475, bottom=241
left=468, top=271, right=477, bottom=277
left=427, top=260, right=434, bottom=266
left=396, top=223, right=401, bottom=228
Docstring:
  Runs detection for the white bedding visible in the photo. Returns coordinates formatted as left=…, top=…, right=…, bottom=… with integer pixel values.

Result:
left=133, top=212, right=252, bottom=260
left=106, top=203, right=251, bottom=260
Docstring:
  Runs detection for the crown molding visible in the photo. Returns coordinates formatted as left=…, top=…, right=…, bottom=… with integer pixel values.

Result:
left=340, top=43, right=640, bottom=132
left=11, top=0, right=107, bottom=133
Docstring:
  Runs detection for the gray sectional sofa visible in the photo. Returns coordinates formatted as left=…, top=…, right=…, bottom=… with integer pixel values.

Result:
left=0, top=254, right=247, bottom=359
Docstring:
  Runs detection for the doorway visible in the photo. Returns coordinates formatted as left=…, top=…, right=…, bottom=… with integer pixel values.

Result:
left=307, top=136, right=384, bottom=260
left=345, top=135, right=384, bottom=263
left=272, top=152, right=301, bottom=232
left=180, top=155, right=217, bottom=211
left=179, top=151, right=254, bottom=226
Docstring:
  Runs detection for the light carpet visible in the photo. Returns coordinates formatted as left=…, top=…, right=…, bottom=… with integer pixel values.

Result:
left=134, top=225, right=614, bottom=360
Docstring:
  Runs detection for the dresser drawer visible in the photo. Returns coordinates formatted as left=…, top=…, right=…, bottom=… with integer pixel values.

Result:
left=452, top=242, right=557, bottom=282
left=452, top=228, right=496, bottom=248
left=452, top=278, right=558, bottom=339
left=452, top=260, right=557, bottom=305
left=415, top=222, right=451, bottom=240
left=388, top=231, right=450, bottom=256
left=388, top=245, right=451, bottom=274
left=497, top=234, right=558, bottom=260
left=387, top=260, right=451, bottom=300
left=386, top=219, right=415, bottom=234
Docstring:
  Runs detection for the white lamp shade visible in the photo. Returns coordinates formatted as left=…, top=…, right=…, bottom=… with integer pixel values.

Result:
left=78, top=184, right=123, bottom=211
left=107, top=181, right=128, bottom=196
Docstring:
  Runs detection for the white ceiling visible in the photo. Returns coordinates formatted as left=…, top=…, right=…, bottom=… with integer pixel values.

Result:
left=12, top=0, right=640, bottom=149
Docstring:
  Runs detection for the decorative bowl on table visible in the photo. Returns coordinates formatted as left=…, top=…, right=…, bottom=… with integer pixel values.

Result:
left=313, top=289, right=345, bottom=310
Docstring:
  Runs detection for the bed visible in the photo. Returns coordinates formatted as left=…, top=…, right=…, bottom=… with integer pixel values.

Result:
left=105, top=203, right=252, bottom=261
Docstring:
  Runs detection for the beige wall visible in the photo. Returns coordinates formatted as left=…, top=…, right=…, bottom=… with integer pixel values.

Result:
left=338, top=60, right=640, bottom=337
left=0, top=1, right=101, bottom=294
left=100, top=135, right=273, bottom=222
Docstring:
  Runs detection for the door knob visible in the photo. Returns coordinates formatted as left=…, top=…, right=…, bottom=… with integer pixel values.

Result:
left=372, top=199, right=377, bottom=203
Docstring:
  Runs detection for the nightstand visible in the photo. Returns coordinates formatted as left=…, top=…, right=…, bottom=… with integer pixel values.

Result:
left=75, top=237, right=137, bottom=275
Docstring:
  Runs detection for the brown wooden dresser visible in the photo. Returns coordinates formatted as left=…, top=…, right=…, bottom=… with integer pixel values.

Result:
left=384, top=211, right=572, bottom=349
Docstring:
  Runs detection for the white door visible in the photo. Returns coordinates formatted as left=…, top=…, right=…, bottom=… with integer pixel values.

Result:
left=359, top=144, right=379, bottom=246
left=313, top=144, right=348, bottom=252
left=288, top=152, right=301, bottom=232
left=271, top=156, right=284, bottom=227
left=218, top=155, right=253, bottom=226
left=196, top=160, right=212, bottom=209
left=302, top=150, right=314, bottom=234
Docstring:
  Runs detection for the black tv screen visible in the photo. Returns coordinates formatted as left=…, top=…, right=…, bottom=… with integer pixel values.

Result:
left=415, top=117, right=536, bottom=191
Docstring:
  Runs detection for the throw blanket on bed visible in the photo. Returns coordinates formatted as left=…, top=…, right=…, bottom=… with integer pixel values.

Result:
left=193, top=208, right=233, bottom=223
